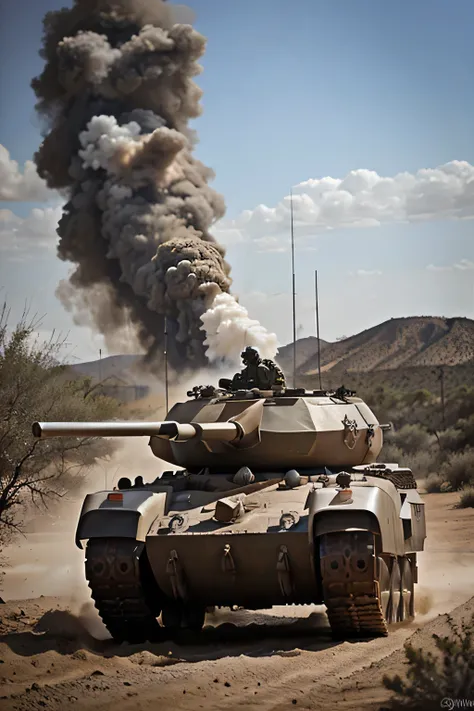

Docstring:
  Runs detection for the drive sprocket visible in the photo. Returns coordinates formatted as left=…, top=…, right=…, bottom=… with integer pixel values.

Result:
left=319, top=531, right=389, bottom=638
left=85, top=537, right=163, bottom=643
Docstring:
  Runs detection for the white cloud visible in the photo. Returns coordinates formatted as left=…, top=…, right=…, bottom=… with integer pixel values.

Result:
left=216, top=160, right=474, bottom=246
left=356, top=269, right=383, bottom=277
left=426, top=264, right=451, bottom=272
left=454, top=259, right=474, bottom=270
left=0, top=144, right=59, bottom=202
left=254, top=236, right=287, bottom=253
left=426, top=259, right=474, bottom=272
left=0, top=206, right=63, bottom=257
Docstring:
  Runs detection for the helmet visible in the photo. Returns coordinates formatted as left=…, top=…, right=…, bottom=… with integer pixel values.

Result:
left=241, top=346, right=260, bottom=363
left=233, top=466, right=256, bottom=486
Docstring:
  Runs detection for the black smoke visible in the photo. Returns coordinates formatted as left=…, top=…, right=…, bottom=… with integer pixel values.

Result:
left=32, top=0, right=231, bottom=367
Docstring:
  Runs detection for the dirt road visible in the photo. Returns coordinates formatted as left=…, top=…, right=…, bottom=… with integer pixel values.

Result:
left=1, top=491, right=473, bottom=711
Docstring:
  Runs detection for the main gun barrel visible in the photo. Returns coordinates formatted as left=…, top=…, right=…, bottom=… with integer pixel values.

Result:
left=32, top=420, right=244, bottom=442
left=32, top=400, right=264, bottom=448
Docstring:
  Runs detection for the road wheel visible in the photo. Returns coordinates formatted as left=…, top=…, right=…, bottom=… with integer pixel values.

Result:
left=400, top=557, right=414, bottom=621
left=388, top=559, right=401, bottom=623
left=377, top=556, right=391, bottom=622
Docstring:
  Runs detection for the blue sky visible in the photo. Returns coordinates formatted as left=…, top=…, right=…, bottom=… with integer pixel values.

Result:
left=0, top=0, right=473, bottom=360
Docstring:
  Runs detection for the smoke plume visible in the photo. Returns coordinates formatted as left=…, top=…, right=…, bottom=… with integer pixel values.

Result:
left=32, top=0, right=277, bottom=368
left=201, top=293, right=278, bottom=363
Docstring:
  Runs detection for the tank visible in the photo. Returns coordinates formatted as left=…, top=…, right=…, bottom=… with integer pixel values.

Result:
left=32, top=381, right=426, bottom=643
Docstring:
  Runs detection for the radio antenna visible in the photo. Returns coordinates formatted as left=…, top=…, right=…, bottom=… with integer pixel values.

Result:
left=164, top=316, right=169, bottom=413
left=290, top=189, right=297, bottom=388
left=314, top=269, right=323, bottom=389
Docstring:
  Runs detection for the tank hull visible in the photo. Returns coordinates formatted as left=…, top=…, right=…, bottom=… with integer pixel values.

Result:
left=146, top=531, right=317, bottom=608
left=78, top=466, right=426, bottom=640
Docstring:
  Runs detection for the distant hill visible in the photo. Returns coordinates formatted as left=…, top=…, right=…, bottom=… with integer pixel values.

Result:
left=275, top=336, right=328, bottom=373
left=66, top=317, right=474, bottom=395
left=277, top=317, right=474, bottom=377
left=70, top=354, right=142, bottom=382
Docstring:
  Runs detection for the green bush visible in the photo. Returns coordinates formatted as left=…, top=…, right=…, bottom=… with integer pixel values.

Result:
left=437, top=416, right=474, bottom=451
left=392, top=424, right=435, bottom=455
left=437, top=427, right=465, bottom=452
left=455, top=488, right=474, bottom=509
left=382, top=613, right=474, bottom=710
left=457, top=415, right=474, bottom=448
left=439, top=448, right=474, bottom=491
left=448, top=386, right=474, bottom=423
left=380, top=443, right=405, bottom=465
left=425, top=473, right=445, bottom=493
left=401, top=389, right=434, bottom=408
left=402, top=450, right=439, bottom=480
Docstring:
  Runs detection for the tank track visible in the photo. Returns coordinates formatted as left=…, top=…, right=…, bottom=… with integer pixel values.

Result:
left=364, top=468, right=417, bottom=489
left=319, top=531, right=388, bottom=638
left=85, top=537, right=163, bottom=644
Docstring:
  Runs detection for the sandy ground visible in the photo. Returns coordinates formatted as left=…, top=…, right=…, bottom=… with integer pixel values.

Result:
left=1, top=491, right=473, bottom=711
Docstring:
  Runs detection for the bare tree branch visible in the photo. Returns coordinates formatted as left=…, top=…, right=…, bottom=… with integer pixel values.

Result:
left=0, top=301, right=121, bottom=543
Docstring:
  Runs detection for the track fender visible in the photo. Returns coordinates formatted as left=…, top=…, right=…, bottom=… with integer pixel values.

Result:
left=75, top=489, right=170, bottom=548
left=307, top=483, right=405, bottom=555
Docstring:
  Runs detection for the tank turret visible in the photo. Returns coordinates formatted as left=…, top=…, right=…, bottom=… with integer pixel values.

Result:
left=33, top=385, right=389, bottom=471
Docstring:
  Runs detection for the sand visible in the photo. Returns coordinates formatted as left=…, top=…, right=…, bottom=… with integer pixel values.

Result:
left=1, top=491, right=473, bottom=711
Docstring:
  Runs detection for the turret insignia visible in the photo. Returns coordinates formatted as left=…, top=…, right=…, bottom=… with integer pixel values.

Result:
left=342, top=414, right=359, bottom=450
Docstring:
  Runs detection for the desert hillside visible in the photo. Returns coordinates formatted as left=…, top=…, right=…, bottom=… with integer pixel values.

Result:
left=274, top=336, right=328, bottom=371
left=277, top=316, right=474, bottom=376
left=70, top=354, right=142, bottom=381
left=64, top=316, right=474, bottom=393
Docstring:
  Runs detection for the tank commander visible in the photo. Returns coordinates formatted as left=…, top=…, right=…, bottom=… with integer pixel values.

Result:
left=262, top=358, right=286, bottom=391
left=230, top=346, right=273, bottom=390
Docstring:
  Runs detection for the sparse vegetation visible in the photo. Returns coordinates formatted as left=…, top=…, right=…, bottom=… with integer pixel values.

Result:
left=438, top=449, right=474, bottom=491
left=455, top=488, right=474, bottom=509
left=285, top=320, right=473, bottom=489
left=382, top=613, right=474, bottom=710
left=425, top=473, right=446, bottom=494
left=391, top=424, right=435, bottom=456
left=341, top=382, right=474, bottom=490
left=0, top=305, right=120, bottom=544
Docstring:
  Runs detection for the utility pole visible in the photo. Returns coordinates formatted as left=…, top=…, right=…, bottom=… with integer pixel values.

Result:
left=314, top=270, right=323, bottom=390
left=99, top=348, right=102, bottom=382
left=290, top=189, right=297, bottom=389
left=438, top=367, right=446, bottom=430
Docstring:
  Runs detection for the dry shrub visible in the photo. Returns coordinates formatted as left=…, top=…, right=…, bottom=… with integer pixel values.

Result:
left=391, top=424, right=434, bottom=455
left=425, top=473, right=445, bottom=494
left=380, top=443, right=404, bottom=465
left=382, top=613, right=474, bottom=710
left=437, top=427, right=465, bottom=452
left=455, top=488, right=474, bottom=509
left=402, top=451, right=439, bottom=480
left=440, top=448, right=474, bottom=491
